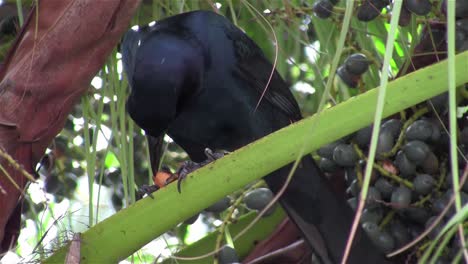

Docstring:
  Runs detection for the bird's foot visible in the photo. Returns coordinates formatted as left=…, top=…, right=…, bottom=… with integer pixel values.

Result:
left=174, top=148, right=229, bottom=193
left=136, top=184, right=159, bottom=200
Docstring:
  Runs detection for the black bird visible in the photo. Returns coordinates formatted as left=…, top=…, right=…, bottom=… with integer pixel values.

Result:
left=121, top=10, right=388, bottom=264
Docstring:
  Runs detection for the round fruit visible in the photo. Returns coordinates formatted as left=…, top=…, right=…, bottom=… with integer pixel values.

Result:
left=357, top=0, right=388, bottom=21
left=345, top=167, right=358, bottom=185
left=244, top=188, right=274, bottom=211
left=425, top=216, right=442, bottom=239
left=395, top=151, right=416, bottom=177
left=337, top=65, right=359, bottom=88
left=375, top=178, right=394, bottom=200
left=362, top=221, right=380, bottom=237
left=366, top=187, right=382, bottom=209
left=391, top=186, right=412, bottom=208
left=344, top=53, right=369, bottom=75
left=184, top=213, right=199, bottom=225
left=405, top=0, right=432, bottom=16
left=333, top=143, right=358, bottom=167
left=442, top=0, right=468, bottom=18
left=348, top=197, right=358, bottom=211
left=390, top=221, right=411, bottom=247
left=361, top=208, right=383, bottom=223
left=406, top=119, right=433, bottom=141
left=398, top=5, right=412, bottom=27
left=313, top=0, right=334, bottom=19
left=317, top=140, right=343, bottom=160
left=429, top=123, right=441, bottom=142
left=446, top=171, right=468, bottom=193
left=376, top=131, right=395, bottom=156
left=218, top=246, right=239, bottom=264
left=461, top=127, right=468, bottom=145
left=431, top=196, right=449, bottom=215
left=347, top=179, right=360, bottom=197
left=374, top=230, right=395, bottom=253
left=402, top=140, right=431, bottom=165
left=427, top=93, right=448, bottom=114
left=355, top=125, right=372, bottom=147
left=401, top=207, right=430, bottom=224
left=381, top=119, right=402, bottom=138
left=421, top=152, right=439, bottom=174
left=319, top=157, right=339, bottom=172
left=413, top=174, right=436, bottom=195
left=206, top=197, right=231, bottom=213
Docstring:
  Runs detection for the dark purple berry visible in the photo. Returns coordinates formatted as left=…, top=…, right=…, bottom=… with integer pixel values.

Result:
left=362, top=221, right=380, bottom=237
left=347, top=179, right=361, bottom=197
left=244, top=188, right=274, bottom=211
left=457, top=19, right=468, bottom=35
left=344, top=53, right=369, bottom=75
left=313, top=0, right=334, bottom=19
left=317, top=140, right=343, bottom=160
left=405, top=0, right=432, bottom=16
left=348, top=197, right=358, bottom=211
left=206, top=197, right=231, bottom=213
left=391, top=186, right=412, bottom=208
left=421, top=151, right=439, bottom=174
left=446, top=171, right=468, bottom=192
left=357, top=0, right=389, bottom=21
left=461, top=127, right=468, bottom=145
left=184, top=213, right=200, bottom=225
left=431, top=196, right=449, bottom=215
left=381, top=119, right=403, bottom=138
left=333, top=143, right=359, bottom=167
left=337, top=65, right=359, bottom=88
left=427, top=92, right=448, bottom=114
left=428, top=121, right=441, bottom=142
left=376, top=131, right=395, bottom=156
left=413, top=174, right=436, bottom=195
left=366, top=187, right=382, bottom=209
left=398, top=4, right=412, bottom=27
left=375, top=178, right=394, bottom=200
left=425, top=216, right=442, bottom=239
left=395, top=151, right=416, bottom=177
left=401, top=207, right=430, bottom=224
left=374, top=231, right=395, bottom=253
left=355, top=125, right=373, bottom=147
left=319, top=157, right=339, bottom=172
left=390, top=221, right=411, bottom=247
left=363, top=222, right=395, bottom=253
left=361, top=208, right=384, bottom=223
left=402, top=140, right=431, bottom=165
left=345, top=167, right=358, bottom=185
left=442, top=0, right=468, bottom=18
left=406, top=119, right=433, bottom=141
left=218, top=246, right=239, bottom=264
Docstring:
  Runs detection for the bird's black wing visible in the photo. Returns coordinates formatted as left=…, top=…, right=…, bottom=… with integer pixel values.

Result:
left=224, top=24, right=303, bottom=121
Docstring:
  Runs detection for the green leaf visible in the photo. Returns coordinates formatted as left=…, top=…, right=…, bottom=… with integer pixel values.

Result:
left=104, top=151, right=120, bottom=168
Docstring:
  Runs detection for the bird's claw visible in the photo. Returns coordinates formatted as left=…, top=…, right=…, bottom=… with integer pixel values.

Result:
left=204, top=148, right=228, bottom=161
left=174, top=160, right=201, bottom=193
left=137, top=184, right=159, bottom=200
left=174, top=148, right=229, bottom=193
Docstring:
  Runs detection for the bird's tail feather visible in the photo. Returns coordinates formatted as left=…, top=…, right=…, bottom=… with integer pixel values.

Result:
left=265, top=155, right=389, bottom=264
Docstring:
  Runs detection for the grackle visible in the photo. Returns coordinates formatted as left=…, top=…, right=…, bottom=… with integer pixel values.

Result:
left=121, top=10, right=389, bottom=264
